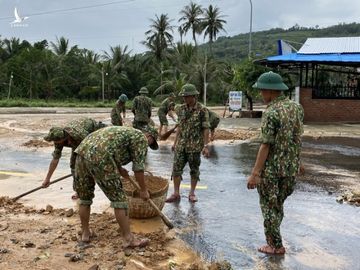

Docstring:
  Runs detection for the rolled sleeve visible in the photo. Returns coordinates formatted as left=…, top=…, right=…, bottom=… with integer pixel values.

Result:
left=260, top=111, right=278, bottom=145
left=52, top=144, right=63, bottom=159
left=130, top=136, right=148, bottom=172
left=202, top=109, right=210, bottom=129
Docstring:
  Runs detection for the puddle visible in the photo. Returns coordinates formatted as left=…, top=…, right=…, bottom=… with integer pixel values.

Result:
left=1, top=141, right=360, bottom=269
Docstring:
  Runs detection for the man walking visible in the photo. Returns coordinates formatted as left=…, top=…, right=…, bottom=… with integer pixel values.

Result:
left=74, top=125, right=158, bottom=247
left=247, top=71, right=304, bottom=255
left=166, top=84, right=210, bottom=203
left=132, top=87, right=153, bottom=129
left=42, top=118, right=105, bottom=199
left=157, top=92, right=177, bottom=136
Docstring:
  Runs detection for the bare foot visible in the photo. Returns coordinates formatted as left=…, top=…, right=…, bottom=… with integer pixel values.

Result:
left=258, top=245, right=285, bottom=255
left=71, top=193, right=79, bottom=200
left=123, top=235, right=149, bottom=249
left=81, top=229, right=91, bottom=243
left=165, top=194, right=181, bottom=203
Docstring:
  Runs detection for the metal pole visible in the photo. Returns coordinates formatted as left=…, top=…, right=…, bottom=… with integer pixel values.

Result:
left=7, top=72, right=13, bottom=100
left=248, top=0, right=253, bottom=59
left=101, top=66, right=105, bottom=102
left=203, top=54, right=207, bottom=106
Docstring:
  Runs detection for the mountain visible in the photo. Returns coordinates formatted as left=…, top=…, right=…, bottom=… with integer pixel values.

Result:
left=202, top=22, right=360, bottom=63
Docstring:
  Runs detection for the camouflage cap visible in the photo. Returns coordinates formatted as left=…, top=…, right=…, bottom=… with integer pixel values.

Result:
left=179, top=84, right=199, bottom=96
left=44, top=127, right=65, bottom=142
left=139, top=87, right=149, bottom=94
left=140, top=125, right=159, bottom=150
left=118, top=94, right=128, bottom=102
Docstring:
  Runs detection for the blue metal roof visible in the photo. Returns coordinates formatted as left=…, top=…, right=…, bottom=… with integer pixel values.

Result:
left=267, top=53, right=360, bottom=63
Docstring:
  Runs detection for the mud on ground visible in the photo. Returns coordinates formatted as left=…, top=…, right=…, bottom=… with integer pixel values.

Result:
left=0, top=196, right=230, bottom=270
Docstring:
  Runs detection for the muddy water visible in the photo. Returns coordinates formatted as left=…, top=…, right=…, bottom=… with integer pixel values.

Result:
left=1, top=141, right=360, bottom=269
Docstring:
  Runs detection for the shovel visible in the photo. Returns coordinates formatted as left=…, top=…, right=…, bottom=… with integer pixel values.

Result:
left=124, top=176, right=174, bottom=229
left=12, top=174, right=72, bottom=202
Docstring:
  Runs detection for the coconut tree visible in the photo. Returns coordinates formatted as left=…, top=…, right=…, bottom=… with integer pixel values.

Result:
left=144, top=14, right=174, bottom=87
left=201, top=5, right=227, bottom=53
left=145, top=14, right=174, bottom=57
left=103, top=45, right=130, bottom=73
left=178, top=2, right=203, bottom=46
left=50, top=36, right=70, bottom=56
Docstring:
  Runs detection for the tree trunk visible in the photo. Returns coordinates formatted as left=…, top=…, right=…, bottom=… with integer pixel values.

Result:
left=245, top=92, right=253, bottom=111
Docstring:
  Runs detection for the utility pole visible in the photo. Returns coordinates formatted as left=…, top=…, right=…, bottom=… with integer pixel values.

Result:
left=101, top=66, right=105, bottom=102
left=248, top=0, right=253, bottom=59
left=203, top=54, right=207, bottom=106
left=7, top=72, right=13, bottom=100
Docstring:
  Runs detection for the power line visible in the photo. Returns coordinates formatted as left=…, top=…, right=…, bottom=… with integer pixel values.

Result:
left=0, top=0, right=135, bottom=21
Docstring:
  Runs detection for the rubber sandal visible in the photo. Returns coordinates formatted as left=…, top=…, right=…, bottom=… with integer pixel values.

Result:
left=165, top=194, right=181, bottom=203
left=188, top=194, right=198, bottom=203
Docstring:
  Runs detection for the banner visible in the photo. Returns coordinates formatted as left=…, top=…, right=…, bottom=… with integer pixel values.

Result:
left=229, top=91, right=242, bottom=111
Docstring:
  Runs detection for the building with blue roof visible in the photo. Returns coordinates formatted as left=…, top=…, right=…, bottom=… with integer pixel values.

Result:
left=257, top=37, right=360, bottom=122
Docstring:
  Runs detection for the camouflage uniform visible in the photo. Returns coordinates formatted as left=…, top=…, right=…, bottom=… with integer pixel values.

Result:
left=132, top=95, right=153, bottom=129
left=111, top=101, right=126, bottom=126
left=49, top=118, right=105, bottom=173
left=257, top=95, right=304, bottom=249
left=157, top=97, right=174, bottom=126
left=172, top=102, right=209, bottom=181
left=74, top=126, right=148, bottom=208
left=208, top=110, right=220, bottom=132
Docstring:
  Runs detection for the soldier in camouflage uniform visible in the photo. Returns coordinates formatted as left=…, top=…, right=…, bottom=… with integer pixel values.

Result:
left=42, top=118, right=106, bottom=199
left=157, top=92, right=177, bottom=136
left=207, top=109, right=220, bottom=141
left=247, top=71, right=304, bottom=255
left=74, top=125, right=158, bottom=246
left=111, top=94, right=128, bottom=126
left=132, top=87, right=153, bottom=129
left=166, top=84, right=210, bottom=203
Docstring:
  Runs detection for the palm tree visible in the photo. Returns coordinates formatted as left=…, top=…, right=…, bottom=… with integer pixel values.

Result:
left=144, top=14, right=174, bottom=87
left=178, top=25, right=185, bottom=45
left=202, top=5, right=227, bottom=53
left=103, top=45, right=130, bottom=72
left=154, top=72, right=188, bottom=96
left=179, top=2, right=203, bottom=46
left=144, top=14, right=174, bottom=60
left=50, top=36, right=70, bottom=56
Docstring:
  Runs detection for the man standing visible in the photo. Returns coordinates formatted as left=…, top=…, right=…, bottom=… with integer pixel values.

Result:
left=157, top=92, right=177, bottom=136
left=132, top=87, right=153, bottom=129
left=74, top=125, right=158, bottom=247
left=42, top=118, right=105, bottom=199
left=111, top=93, right=128, bottom=126
left=166, top=84, right=210, bottom=203
left=247, top=71, right=304, bottom=255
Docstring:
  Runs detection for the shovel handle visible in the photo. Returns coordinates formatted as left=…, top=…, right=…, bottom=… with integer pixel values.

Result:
left=125, top=176, right=174, bottom=229
left=12, top=173, right=72, bottom=202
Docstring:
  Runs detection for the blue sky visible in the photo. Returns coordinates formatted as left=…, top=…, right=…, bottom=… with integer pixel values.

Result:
left=1, top=0, right=360, bottom=54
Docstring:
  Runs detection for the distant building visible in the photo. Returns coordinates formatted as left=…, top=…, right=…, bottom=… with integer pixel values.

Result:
left=257, top=37, right=360, bottom=123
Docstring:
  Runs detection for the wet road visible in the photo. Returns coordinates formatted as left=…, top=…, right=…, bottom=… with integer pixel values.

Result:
left=1, top=141, right=360, bottom=269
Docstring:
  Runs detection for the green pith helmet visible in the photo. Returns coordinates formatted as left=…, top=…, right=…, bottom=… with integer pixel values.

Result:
left=139, top=87, right=149, bottom=94
left=179, top=84, right=199, bottom=96
left=140, top=125, right=159, bottom=150
left=118, top=94, right=128, bottom=102
left=168, top=92, right=176, bottom=98
left=44, top=127, right=65, bottom=142
left=252, top=71, right=289, bottom=91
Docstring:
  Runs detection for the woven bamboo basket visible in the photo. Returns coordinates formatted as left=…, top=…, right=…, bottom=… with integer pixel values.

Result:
left=123, top=175, right=169, bottom=218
